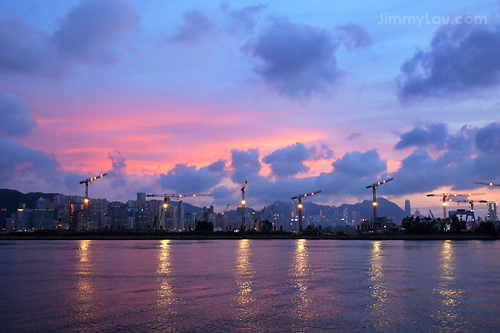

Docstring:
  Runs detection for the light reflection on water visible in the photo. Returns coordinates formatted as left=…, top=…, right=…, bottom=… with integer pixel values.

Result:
left=73, top=240, right=96, bottom=323
left=435, top=240, right=465, bottom=329
left=2, top=240, right=500, bottom=332
left=367, top=241, right=392, bottom=330
left=157, top=240, right=177, bottom=313
left=291, top=239, right=313, bottom=331
left=233, top=239, right=260, bottom=332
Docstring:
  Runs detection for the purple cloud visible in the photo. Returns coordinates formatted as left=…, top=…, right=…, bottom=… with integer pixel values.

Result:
left=0, top=93, right=37, bottom=137
left=244, top=17, right=341, bottom=97
left=159, top=162, right=225, bottom=193
left=230, top=148, right=262, bottom=184
left=398, top=23, right=500, bottom=101
left=170, top=10, right=214, bottom=44
left=335, top=22, right=373, bottom=51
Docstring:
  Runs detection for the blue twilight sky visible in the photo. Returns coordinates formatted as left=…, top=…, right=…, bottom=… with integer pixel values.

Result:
left=0, top=0, right=499, bottom=215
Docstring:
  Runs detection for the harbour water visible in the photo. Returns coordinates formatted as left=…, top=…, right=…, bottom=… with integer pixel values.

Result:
left=1, top=240, right=500, bottom=332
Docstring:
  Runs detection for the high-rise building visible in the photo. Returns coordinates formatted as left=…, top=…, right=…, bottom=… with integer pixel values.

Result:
left=405, top=199, right=411, bottom=217
left=486, top=202, right=498, bottom=221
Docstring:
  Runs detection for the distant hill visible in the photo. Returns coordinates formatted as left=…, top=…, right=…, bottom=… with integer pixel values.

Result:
left=0, top=189, right=61, bottom=215
left=0, top=189, right=405, bottom=222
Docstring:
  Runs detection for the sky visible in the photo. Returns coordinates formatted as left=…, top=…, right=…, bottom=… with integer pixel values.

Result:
left=1, top=0, right=500, bottom=216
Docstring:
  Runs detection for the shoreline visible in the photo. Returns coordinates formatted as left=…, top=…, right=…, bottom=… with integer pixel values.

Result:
left=0, top=231, right=496, bottom=241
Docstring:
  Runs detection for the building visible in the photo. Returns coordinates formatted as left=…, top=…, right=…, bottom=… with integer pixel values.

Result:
left=405, top=199, right=411, bottom=216
left=486, top=202, right=498, bottom=221
left=34, top=209, right=55, bottom=229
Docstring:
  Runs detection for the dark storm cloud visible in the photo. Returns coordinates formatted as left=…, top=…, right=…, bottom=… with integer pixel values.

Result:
left=244, top=17, right=341, bottom=97
left=395, top=123, right=448, bottom=150
left=170, top=10, right=215, bottom=44
left=475, top=122, right=500, bottom=153
left=0, top=0, right=139, bottom=77
left=0, top=137, right=61, bottom=184
left=262, top=142, right=334, bottom=178
left=108, top=151, right=127, bottom=187
left=223, top=3, right=267, bottom=33
left=335, top=22, right=373, bottom=51
left=332, top=149, right=387, bottom=178
left=230, top=148, right=262, bottom=184
left=51, top=0, right=139, bottom=65
left=0, top=93, right=37, bottom=137
left=159, top=162, right=225, bottom=193
left=398, top=23, right=500, bottom=101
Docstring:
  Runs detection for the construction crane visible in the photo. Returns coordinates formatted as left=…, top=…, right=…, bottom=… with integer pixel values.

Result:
left=291, top=190, right=322, bottom=232
left=475, top=182, right=500, bottom=187
left=241, top=181, right=247, bottom=231
left=446, top=198, right=487, bottom=213
left=147, top=193, right=211, bottom=229
left=79, top=173, right=108, bottom=230
left=429, top=210, right=434, bottom=219
left=427, top=192, right=484, bottom=220
left=366, top=177, right=393, bottom=219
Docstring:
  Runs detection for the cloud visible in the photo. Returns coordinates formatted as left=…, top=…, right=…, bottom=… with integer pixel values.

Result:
left=224, top=3, right=267, bottom=33
left=335, top=22, right=373, bottom=51
left=332, top=149, right=387, bottom=178
left=230, top=148, right=262, bottom=184
left=398, top=23, right=500, bottom=101
left=244, top=17, right=341, bottom=97
left=170, top=10, right=214, bottom=44
left=395, top=123, right=448, bottom=150
left=207, top=159, right=227, bottom=173
left=386, top=122, right=500, bottom=195
left=0, top=136, right=61, bottom=184
left=475, top=122, right=500, bottom=153
left=159, top=162, right=225, bottom=193
left=108, top=151, right=127, bottom=187
left=0, top=93, right=37, bottom=137
left=51, top=0, right=139, bottom=65
left=0, top=0, right=139, bottom=77
left=347, top=132, right=361, bottom=141
left=262, top=142, right=333, bottom=178
left=0, top=15, right=60, bottom=76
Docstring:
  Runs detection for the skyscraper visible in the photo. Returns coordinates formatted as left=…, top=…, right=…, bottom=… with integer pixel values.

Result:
left=405, top=199, right=411, bottom=217
left=486, top=202, right=498, bottom=221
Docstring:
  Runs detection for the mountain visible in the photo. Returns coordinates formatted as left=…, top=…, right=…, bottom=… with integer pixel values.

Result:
left=0, top=189, right=61, bottom=214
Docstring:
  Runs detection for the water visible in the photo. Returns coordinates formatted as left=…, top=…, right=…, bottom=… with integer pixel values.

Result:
left=1, top=239, right=500, bottom=332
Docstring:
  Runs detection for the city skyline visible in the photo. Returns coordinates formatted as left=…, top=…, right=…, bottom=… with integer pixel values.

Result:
left=1, top=0, right=499, bottom=214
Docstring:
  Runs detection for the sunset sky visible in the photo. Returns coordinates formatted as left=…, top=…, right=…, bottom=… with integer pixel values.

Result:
left=1, top=0, right=500, bottom=215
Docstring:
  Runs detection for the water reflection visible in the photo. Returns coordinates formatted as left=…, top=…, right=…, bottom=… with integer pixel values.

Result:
left=234, top=239, right=259, bottom=331
left=157, top=240, right=177, bottom=312
left=435, top=240, right=464, bottom=328
left=367, top=241, right=391, bottom=330
left=291, top=239, right=313, bottom=331
left=74, top=240, right=95, bottom=322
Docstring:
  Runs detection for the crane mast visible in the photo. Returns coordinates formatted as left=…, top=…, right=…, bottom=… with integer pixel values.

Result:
left=79, top=173, right=107, bottom=230
left=241, top=181, right=247, bottom=231
left=291, top=190, right=322, bottom=232
left=366, top=177, right=393, bottom=219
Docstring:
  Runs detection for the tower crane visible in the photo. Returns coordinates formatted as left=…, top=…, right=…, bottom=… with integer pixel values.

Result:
left=427, top=192, right=484, bottom=220
left=475, top=182, right=500, bottom=187
left=366, top=177, right=393, bottom=219
left=147, top=193, right=211, bottom=229
left=79, top=173, right=107, bottom=230
left=291, top=190, right=322, bottom=232
left=241, top=181, right=247, bottom=231
left=445, top=198, right=487, bottom=224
